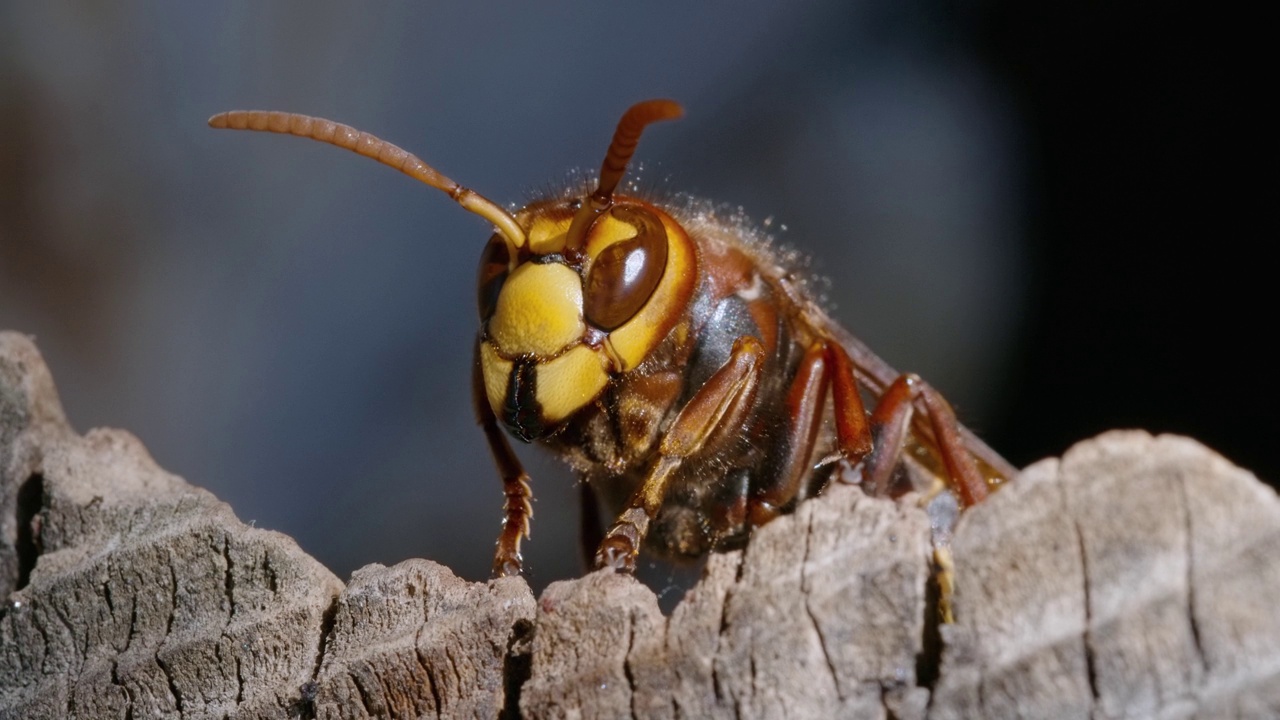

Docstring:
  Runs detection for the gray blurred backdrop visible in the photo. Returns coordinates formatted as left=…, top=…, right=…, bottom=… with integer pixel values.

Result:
left=2, top=2, right=1033, bottom=587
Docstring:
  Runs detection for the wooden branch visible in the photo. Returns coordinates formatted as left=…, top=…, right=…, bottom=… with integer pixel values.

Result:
left=2, top=330, right=1278, bottom=718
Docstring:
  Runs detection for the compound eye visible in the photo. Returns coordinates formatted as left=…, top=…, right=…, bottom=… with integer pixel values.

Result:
left=477, top=233, right=510, bottom=320
left=583, top=206, right=668, bottom=331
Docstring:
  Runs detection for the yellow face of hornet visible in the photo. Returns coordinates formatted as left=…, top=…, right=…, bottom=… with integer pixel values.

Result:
left=477, top=198, right=698, bottom=441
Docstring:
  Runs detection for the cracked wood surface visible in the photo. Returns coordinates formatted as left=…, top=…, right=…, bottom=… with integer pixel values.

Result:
left=2, top=330, right=1279, bottom=719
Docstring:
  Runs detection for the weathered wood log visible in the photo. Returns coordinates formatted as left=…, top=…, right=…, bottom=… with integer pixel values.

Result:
left=2, top=330, right=1278, bottom=719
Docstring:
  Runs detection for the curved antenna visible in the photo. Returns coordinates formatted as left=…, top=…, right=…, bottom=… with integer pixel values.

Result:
left=565, top=99, right=684, bottom=253
left=208, top=110, right=526, bottom=249
left=594, top=99, right=684, bottom=203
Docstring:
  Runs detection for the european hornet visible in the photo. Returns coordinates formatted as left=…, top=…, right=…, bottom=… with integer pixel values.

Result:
left=209, top=99, right=1015, bottom=579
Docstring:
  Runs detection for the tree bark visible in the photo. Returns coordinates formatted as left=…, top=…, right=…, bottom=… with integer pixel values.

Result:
left=2, top=330, right=1278, bottom=719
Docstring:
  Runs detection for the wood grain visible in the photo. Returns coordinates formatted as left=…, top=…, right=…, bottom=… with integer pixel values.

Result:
left=2, top=330, right=1277, bottom=719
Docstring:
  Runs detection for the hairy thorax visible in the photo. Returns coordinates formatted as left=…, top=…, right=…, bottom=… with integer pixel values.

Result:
left=544, top=230, right=827, bottom=558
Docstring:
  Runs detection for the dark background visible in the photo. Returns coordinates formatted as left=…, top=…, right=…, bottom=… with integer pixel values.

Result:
left=980, top=6, right=1264, bottom=490
left=1, top=3, right=1263, bottom=589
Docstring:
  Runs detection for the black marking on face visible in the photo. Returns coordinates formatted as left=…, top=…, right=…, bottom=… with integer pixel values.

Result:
left=503, top=360, right=544, bottom=442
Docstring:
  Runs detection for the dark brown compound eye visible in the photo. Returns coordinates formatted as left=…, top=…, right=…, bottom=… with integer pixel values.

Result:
left=476, top=233, right=510, bottom=320
left=583, top=206, right=669, bottom=331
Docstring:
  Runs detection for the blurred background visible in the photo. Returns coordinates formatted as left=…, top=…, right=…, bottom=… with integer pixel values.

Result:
left=0, top=3, right=1259, bottom=588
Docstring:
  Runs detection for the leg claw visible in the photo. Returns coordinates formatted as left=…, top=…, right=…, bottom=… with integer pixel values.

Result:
left=492, top=553, right=523, bottom=579
left=593, top=535, right=637, bottom=574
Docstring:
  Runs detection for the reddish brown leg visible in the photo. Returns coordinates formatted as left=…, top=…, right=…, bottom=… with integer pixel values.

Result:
left=919, top=385, right=989, bottom=506
left=825, top=341, right=875, bottom=463
left=747, top=342, right=829, bottom=525
left=472, top=344, right=533, bottom=578
left=748, top=339, right=887, bottom=525
left=596, top=337, right=765, bottom=572
left=861, top=374, right=988, bottom=507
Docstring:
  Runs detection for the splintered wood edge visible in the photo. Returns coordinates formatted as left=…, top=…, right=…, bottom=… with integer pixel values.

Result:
left=2, top=329, right=1279, bottom=719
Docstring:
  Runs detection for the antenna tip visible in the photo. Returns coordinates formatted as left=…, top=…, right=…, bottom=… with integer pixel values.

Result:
left=634, top=99, right=684, bottom=122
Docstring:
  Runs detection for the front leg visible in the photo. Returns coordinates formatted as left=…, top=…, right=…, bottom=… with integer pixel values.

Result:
left=595, top=337, right=766, bottom=572
left=472, top=343, right=534, bottom=578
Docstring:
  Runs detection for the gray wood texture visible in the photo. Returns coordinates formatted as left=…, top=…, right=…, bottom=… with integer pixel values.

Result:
left=2, top=330, right=1278, bottom=718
